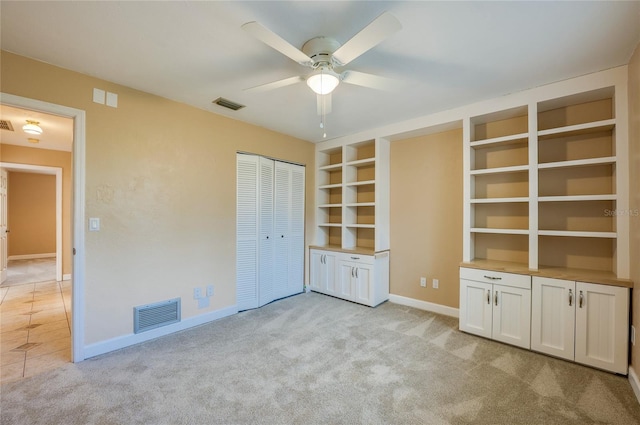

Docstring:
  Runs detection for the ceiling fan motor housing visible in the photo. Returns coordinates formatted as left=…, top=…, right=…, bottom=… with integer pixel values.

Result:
left=302, top=37, right=342, bottom=68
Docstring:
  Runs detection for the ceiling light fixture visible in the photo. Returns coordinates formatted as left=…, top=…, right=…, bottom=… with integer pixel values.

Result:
left=306, top=67, right=340, bottom=95
left=23, top=120, right=42, bottom=135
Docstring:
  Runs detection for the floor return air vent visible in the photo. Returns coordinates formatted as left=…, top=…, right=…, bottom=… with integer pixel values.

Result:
left=134, top=298, right=181, bottom=334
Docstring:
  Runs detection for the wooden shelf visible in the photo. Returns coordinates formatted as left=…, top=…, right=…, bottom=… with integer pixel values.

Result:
left=470, top=165, right=529, bottom=175
left=319, top=163, right=343, bottom=171
left=538, top=230, right=616, bottom=238
left=471, top=228, right=529, bottom=235
left=318, top=183, right=342, bottom=189
left=471, top=197, right=529, bottom=204
left=538, top=156, right=616, bottom=170
left=345, top=180, right=375, bottom=187
left=537, top=119, right=615, bottom=140
left=345, top=202, right=376, bottom=207
left=345, top=157, right=375, bottom=167
left=318, top=204, right=342, bottom=208
left=318, top=223, right=342, bottom=228
left=538, top=194, right=616, bottom=202
left=470, top=132, right=529, bottom=148
left=346, top=224, right=376, bottom=229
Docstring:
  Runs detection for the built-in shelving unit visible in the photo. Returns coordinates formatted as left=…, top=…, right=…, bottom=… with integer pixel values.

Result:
left=463, top=84, right=630, bottom=278
left=314, top=138, right=390, bottom=253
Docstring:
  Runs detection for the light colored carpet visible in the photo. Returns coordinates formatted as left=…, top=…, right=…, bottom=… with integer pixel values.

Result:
left=2, top=258, right=56, bottom=286
left=2, top=292, right=640, bottom=424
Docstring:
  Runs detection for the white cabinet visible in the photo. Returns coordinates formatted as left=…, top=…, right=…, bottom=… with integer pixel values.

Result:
left=459, top=267, right=531, bottom=349
left=531, top=277, right=576, bottom=361
left=310, top=248, right=389, bottom=307
left=575, top=282, right=629, bottom=374
left=236, top=154, right=305, bottom=311
left=309, top=250, right=338, bottom=297
left=532, top=277, right=630, bottom=374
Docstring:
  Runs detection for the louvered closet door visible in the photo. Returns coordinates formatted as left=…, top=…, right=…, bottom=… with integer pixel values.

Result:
left=273, top=162, right=305, bottom=300
left=236, top=154, right=260, bottom=310
left=273, top=162, right=290, bottom=300
left=288, top=163, right=305, bottom=296
left=258, top=157, right=275, bottom=306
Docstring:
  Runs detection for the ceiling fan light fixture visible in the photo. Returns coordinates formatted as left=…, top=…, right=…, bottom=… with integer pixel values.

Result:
left=306, top=69, right=340, bottom=95
left=23, top=120, right=42, bottom=135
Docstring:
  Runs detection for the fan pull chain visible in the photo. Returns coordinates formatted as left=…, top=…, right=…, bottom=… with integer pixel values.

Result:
left=320, top=68, right=327, bottom=138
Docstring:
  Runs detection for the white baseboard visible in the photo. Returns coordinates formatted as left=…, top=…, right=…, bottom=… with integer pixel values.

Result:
left=62, top=274, right=71, bottom=281
left=83, top=305, right=238, bottom=360
left=629, top=366, right=640, bottom=404
left=8, top=253, right=56, bottom=261
left=388, top=294, right=459, bottom=318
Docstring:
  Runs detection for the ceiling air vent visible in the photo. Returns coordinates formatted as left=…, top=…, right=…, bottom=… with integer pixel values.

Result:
left=0, top=120, right=14, bottom=131
left=213, top=97, right=245, bottom=111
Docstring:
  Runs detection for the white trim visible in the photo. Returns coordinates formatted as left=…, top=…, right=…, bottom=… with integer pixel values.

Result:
left=1, top=92, right=87, bottom=363
left=83, top=305, right=238, bottom=359
left=8, top=253, right=56, bottom=260
left=389, top=294, right=459, bottom=318
left=63, top=273, right=71, bottom=281
left=0, top=162, right=63, bottom=281
left=629, top=366, right=640, bottom=405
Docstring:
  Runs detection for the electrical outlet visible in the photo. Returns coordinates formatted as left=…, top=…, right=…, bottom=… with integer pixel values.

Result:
left=632, top=325, right=636, bottom=346
left=432, top=279, right=439, bottom=289
left=194, top=287, right=203, bottom=299
left=206, top=285, right=214, bottom=297
left=420, top=277, right=427, bottom=287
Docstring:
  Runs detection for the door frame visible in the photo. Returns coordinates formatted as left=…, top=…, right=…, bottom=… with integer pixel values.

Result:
left=1, top=92, right=86, bottom=362
left=0, top=163, right=63, bottom=282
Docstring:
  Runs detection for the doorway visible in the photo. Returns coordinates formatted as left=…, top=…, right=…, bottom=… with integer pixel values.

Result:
left=0, top=92, right=86, bottom=366
left=0, top=163, right=63, bottom=285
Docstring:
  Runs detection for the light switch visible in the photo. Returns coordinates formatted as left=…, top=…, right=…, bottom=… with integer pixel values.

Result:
left=106, top=92, right=118, bottom=108
left=93, top=88, right=105, bottom=104
left=89, top=217, right=100, bottom=232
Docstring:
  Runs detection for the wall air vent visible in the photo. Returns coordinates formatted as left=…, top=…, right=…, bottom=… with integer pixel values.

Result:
left=0, top=120, right=14, bottom=131
left=213, top=97, right=246, bottom=111
left=133, top=298, right=181, bottom=334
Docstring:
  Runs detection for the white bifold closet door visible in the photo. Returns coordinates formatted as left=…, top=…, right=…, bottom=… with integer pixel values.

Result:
left=236, top=153, right=305, bottom=311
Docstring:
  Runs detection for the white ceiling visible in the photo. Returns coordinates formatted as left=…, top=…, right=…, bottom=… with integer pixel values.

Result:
left=1, top=1, right=639, bottom=144
left=0, top=104, right=73, bottom=152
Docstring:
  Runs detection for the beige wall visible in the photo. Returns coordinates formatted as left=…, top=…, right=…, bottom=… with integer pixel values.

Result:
left=628, top=43, right=640, bottom=374
left=390, top=129, right=463, bottom=308
left=1, top=51, right=315, bottom=346
left=7, top=172, right=56, bottom=256
left=1, top=145, right=72, bottom=274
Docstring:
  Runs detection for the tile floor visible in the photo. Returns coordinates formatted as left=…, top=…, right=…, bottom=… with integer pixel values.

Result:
left=0, top=279, right=72, bottom=384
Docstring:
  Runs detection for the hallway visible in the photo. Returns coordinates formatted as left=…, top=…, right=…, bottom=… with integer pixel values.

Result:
left=1, top=259, right=71, bottom=384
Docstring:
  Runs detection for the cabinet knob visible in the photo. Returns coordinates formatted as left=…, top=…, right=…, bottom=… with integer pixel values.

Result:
left=484, top=275, right=501, bottom=281
left=350, top=256, right=360, bottom=260
left=568, top=289, right=573, bottom=307
left=494, top=291, right=498, bottom=306
left=579, top=290, right=584, bottom=309
left=487, top=290, right=491, bottom=305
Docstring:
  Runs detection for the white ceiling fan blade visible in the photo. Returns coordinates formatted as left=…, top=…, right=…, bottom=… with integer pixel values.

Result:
left=317, top=93, right=332, bottom=115
left=341, top=70, right=403, bottom=91
left=242, top=21, right=314, bottom=66
left=244, top=76, right=304, bottom=93
left=332, top=12, right=401, bottom=66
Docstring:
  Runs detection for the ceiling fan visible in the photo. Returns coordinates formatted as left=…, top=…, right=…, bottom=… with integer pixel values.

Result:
left=241, top=12, right=402, bottom=118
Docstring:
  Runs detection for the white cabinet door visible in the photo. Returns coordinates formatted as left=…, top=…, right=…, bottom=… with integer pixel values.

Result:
left=575, top=282, right=629, bottom=374
left=492, top=283, right=531, bottom=349
left=531, top=277, right=575, bottom=360
left=459, top=279, right=493, bottom=339
left=310, top=250, right=337, bottom=296
left=309, top=250, right=324, bottom=292
left=338, top=261, right=356, bottom=301
left=353, top=263, right=373, bottom=306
